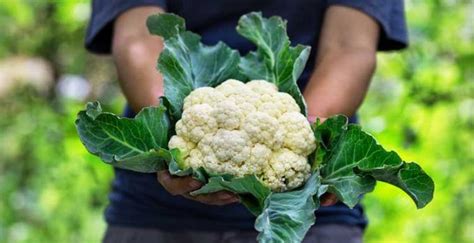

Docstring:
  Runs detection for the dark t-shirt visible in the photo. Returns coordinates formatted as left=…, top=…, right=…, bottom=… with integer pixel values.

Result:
left=85, top=0, right=408, bottom=231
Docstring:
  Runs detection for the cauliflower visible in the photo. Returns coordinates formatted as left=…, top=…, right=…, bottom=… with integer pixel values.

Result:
left=168, top=79, right=316, bottom=191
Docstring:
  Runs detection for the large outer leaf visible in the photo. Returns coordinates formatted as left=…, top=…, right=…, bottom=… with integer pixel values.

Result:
left=315, top=116, right=435, bottom=208
left=191, top=175, right=271, bottom=216
left=147, top=13, right=241, bottom=120
left=237, top=12, right=310, bottom=114
left=255, top=174, right=327, bottom=243
left=75, top=102, right=171, bottom=173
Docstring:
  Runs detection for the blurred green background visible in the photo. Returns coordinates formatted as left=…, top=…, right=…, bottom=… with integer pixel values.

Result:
left=0, top=0, right=472, bottom=242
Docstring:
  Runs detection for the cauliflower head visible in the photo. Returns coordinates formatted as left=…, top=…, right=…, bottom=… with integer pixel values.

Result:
left=168, top=79, right=316, bottom=192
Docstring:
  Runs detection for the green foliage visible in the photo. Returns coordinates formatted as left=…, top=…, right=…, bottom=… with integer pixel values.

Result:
left=255, top=174, right=326, bottom=243
left=149, top=13, right=241, bottom=120
left=0, top=88, right=114, bottom=242
left=0, top=0, right=91, bottom=74
left=317, top=116, right=434, bottom=209
left=237, top=12, right=310, bottom=114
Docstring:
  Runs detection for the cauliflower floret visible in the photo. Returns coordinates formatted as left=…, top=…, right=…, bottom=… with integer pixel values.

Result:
left=246, top=80, right=278, bottom=95
left=262, top=149, right=311, bottom=191
left=202, top=153, right=227, bottom=174
left=242, top=144, right=272, bottom=175
left=215, top=79, right=247, bottom=94
left=255, top=93, right=283, bottom=118
left=174, top=120, right=188, bottom=138
left=168, top=135, right=196, bottom=158
left=242, top=112, right=283, bottom=149
left=216, top=79, right=259, bottom=116
left=211, top=129, right=251, bottom=164
left=196, top=133, right=214, bottom=157
left=275, top=92, right=300, bottom=114
left=194, top=131, right=251, bottom=175
left=186, top=149, right=204, bottom=168
left=279, top=112, right=316, bottom=156
left=183, top=87, right=225, bottom=110
left=180, top=104, right=218, bottom=143
left=213, top=100, right=243, bottom=130
left=256, top=92, right=300, bottom=118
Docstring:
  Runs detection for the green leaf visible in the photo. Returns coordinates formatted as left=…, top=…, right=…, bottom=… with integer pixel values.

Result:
left=191, top=175, right=271, bottom=216
left=237, top=12, right=310, bottom=115
left=147, top=13, right=241, bottom=120
left=312, top=115, right=348, bottom=170
left=356, top=161, right=435, bottom=209
left=316, top=116, right=434, bottom=208
left=147, top=13, right=185, bottom=39
left=75, top=102, right=171, bottom=173
left=313, top=115, right=348, bottom=151
left=255, top=173, right=327, bottom=243
left=110, top=148, right=170, bottom=172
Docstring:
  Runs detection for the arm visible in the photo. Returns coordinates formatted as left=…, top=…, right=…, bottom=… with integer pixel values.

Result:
left=303, top=6, right=380, bottom=206
left=112, top=6, right=238, bottom=205
left=112, top=7, right=165, bottom=113
left=303, top=6, right=379, bottom=120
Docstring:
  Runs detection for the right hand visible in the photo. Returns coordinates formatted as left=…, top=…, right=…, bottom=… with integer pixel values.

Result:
left=157, top=170, right=239, bottom=206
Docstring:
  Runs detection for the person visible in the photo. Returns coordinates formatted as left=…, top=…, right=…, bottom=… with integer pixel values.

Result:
left=85, top=1, right=407, bottom=242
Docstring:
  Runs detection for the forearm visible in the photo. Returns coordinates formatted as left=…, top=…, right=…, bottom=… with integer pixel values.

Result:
left=303, top=5, right=379, bottom=119
left=112, top=7, right=165, bottom=113
left=303, top=47, right=376, bottom=118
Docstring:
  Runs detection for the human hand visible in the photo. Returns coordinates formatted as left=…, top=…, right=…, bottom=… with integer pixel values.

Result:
left=157, top=170, right=239, bottom=206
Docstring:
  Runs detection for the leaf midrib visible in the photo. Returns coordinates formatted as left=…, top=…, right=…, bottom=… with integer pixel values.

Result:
left=102, top=129, right=145, bottom=154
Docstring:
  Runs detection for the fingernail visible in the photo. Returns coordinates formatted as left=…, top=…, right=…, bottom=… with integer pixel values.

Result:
left=321, top=199, right=335, bottom=206
left=190, top=181, right=201, bottom=188
left=231, top=197, right=240, bottom=203
left=219, top=193, right=234, bottom=200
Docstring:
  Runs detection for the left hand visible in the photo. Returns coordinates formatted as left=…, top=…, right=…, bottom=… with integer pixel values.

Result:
left=157, top=170, right=239, bottom=206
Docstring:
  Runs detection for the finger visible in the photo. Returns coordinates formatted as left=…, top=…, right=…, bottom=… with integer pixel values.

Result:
left=194, top=195, right=239, bottom=206
left=181, top=194, right=239, bottom=205
left=189, top=192, right=239, bottom=206
left=157, top=170, right=202, bottom=196
left=320, top=193, right=338, bottom=206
